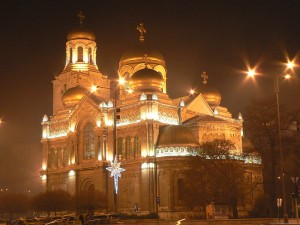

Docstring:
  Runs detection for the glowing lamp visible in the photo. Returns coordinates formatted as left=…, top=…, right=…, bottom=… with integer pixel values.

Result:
left=91, top=85, right=98, bottom=93
left=247, top=69, right=256, bottom=77
left=69, top=170, right=75, bottom=176
left=287, top=61, right=295, bottom=70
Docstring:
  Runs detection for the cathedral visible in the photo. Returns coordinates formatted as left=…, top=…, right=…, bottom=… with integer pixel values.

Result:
left=40, top=16, right=262, bottom=218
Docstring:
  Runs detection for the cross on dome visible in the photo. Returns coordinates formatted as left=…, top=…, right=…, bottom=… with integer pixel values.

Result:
left=77, top=11, right=85, bottom=25
left=137, top=23, right=147, bottom=42
left=201, top=71, right=208, bottom=85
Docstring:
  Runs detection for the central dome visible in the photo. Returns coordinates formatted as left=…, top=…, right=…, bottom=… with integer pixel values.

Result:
left=119, top=44, right=165, bottom=67
left=67, top=27, right=96, bottom=41
left=129, top=68, right=164, bottom=92
left=62, top=86, right=88, bottom=108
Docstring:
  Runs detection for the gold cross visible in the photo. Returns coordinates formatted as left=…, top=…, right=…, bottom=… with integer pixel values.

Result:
left=77, top=11, right=85, bottom=25
left=137, top=23, right=147, bottom=42
left=201, top=71, right=208, bottom=85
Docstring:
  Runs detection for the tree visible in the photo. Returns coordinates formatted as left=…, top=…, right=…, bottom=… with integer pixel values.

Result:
left=73, top=189, right=107, bottom=213
left=182, top=157, right=212, bottom=214
left=243, top=98, right=300, bottom=217
left=32, top=190, right=72, bottom=215
left=200, top=139, right=246, bottom=219
left=0, top=192, right=30, bottom=221
left=184, top=139, right=246, bottom=218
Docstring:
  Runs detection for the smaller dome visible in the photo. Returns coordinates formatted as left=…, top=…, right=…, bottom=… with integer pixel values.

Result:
left=67, top=27, right=96, bottom=41
left=201, top=86, right=222, bottom=106
left=62, top=86, right=88, bottom=107
left=130, top=68, right=164, bottom=92
left=156, top=125, right=199, bottom=147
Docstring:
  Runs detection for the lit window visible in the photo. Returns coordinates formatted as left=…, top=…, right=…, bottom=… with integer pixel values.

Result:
left=77, top=47, right=83, bottom=62
left=83, top=123, right=95, bottom=159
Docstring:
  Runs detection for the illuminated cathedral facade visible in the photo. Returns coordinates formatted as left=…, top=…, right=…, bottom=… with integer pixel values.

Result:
left=40, top=18, right=262, bottom=218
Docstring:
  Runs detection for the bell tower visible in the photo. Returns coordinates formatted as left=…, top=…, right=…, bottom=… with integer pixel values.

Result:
left=52, top=12, right=110, bottom=114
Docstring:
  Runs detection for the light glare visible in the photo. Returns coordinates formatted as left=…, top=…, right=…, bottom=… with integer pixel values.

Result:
left=287, top=61, right=295, bottom=70
left=247, top=69, right=256, bottom=77
left=91, top=85, right=98, bottom=93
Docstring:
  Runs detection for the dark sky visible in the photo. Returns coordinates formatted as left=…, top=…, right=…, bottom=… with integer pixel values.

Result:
left=1, top=0, right=300, bottom=193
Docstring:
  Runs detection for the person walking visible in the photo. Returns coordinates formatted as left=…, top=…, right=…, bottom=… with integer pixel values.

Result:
left=79, top=213, right=85, bottom=225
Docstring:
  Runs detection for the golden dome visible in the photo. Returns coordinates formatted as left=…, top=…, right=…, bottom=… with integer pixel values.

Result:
left=119, top=44, right=165, bottom=67
left=129, top=68, right=164, bottom=92
left=156, top=125, right=199, bottom=147
left=62, top=86, right=88, bottom=107
left=67, top=27, right=96, bottom=41
left=201, top=86, right=222, bottom=106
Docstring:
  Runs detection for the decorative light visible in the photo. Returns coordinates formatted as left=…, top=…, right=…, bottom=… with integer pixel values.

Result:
left=140, top=93, right=147, bottom=101
left=179, top=99, right=185, bottom=107
left=91, top=85, right=98, bottom=93
left=42, top=115, right=49, bottom=122
left=107, top=100, right=114, bottom=108
left=96, top=120, right=101, bottom=127
left=152, top=94, right=158, bottom=100
left=69, top=170, right=75, bottom=176
left=100, top=102, right=108, bottom=108
left=106, top=156, right=125, bottom=194
left=190, top=89, right=195, bottom=95
left=119, top=77, right=125, bottom=85
left=141, top=163, right=155, bottom=169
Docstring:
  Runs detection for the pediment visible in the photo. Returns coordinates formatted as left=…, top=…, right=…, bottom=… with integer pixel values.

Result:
left=69, top=96, right=101, bottom=124
left=186, top=94, right=213, bottom=116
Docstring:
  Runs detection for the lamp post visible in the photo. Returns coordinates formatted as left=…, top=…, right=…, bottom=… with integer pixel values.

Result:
left=274, top=74, right=289, bottom=223
left=246, top=60, right=295, bottom=224
left=93, top=78, right=125, bottom=213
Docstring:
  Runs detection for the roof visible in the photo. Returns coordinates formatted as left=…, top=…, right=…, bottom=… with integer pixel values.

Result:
left=156, top=125, right=199, bottom=147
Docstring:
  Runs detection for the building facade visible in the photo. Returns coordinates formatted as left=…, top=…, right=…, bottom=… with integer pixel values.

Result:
left=40, top=21, right=262, bottom=217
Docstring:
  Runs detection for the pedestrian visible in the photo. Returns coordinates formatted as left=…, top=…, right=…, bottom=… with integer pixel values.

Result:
left=79, top=213, right=84, bottom=225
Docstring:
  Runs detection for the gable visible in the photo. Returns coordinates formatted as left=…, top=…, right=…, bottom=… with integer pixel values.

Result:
left=69, top=96, right=102, bottom=129
left=186, top=94, right=213, bottom=116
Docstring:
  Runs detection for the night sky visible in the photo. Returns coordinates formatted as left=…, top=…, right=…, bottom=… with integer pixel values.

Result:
left=1, top=0, right=300, bottom=193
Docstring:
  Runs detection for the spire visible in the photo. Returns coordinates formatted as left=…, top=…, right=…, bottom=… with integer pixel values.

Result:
left=77, top=11, right=85, bottom=26
left=137, top=23, right=147, bottom=42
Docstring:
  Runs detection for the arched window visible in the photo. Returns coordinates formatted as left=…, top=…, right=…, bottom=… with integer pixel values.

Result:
left=125, top=137, right=131, bottom=159
left=88, top=48, right=92, bottom=63
left=77, top=47, right=83, bottom=62
left=177, top=179, right=184, bottom=201
left=57, top=148, right=62, bottom=168
left=134, top=136, right=141, bottom=158
left=69, top=48, right=73, bottom=63
left=48, top=149, right=54, bottom=169
left=83, top=123, right=95, bottom=159
left=118, top=138, right=124, bottom=160
left=63, top=148, right=69, bottom=167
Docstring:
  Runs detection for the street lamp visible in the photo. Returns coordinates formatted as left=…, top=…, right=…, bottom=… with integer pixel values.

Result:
left=92, top=78, right=125, bottom=212
left=246, top=60, right=295, bottom=224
